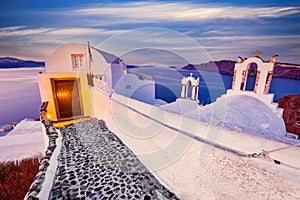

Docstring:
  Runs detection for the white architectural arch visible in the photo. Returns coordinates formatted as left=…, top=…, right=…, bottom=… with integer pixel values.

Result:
left=231, top=56, right=276, bottom=95
left=226, top=54, right=283, bottom=117
left=180, top=73, right=200, bottom=101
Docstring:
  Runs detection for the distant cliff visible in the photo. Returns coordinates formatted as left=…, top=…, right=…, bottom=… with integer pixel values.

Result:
left=0, top=57, right=45, bottom=68
left=277, top=94, right=300, bottom=136
left=182, top=60, right=300, bottom=80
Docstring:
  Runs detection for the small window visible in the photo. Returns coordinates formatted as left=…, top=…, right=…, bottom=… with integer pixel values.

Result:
left=71, top=54, right=84, bottom=70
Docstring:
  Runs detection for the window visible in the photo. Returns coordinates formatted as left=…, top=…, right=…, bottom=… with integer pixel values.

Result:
left=71, top=54, right=84, bottom=70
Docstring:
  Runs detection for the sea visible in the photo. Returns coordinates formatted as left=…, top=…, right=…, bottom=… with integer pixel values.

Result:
left=0, top=66, right=299, bottom=127
left=129, top=67, right=300, bottom=105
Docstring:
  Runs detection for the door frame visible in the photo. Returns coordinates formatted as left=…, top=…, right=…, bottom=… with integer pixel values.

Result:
left=51, top=77, right=84, bottom=120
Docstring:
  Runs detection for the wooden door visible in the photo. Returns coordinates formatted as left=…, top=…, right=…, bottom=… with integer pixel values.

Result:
left=53, top=79, right=82, bottom=119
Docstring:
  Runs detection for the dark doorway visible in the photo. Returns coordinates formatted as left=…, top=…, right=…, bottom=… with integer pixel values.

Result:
left=52, top=79, right=82, bottom=119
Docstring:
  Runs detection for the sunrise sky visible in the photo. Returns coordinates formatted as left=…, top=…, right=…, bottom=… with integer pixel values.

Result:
left=0, top=0, right=299, bottom=64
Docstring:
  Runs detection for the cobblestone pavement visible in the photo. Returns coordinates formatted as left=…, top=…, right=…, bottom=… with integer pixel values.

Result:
left=50, top=119, right=179, bottom=200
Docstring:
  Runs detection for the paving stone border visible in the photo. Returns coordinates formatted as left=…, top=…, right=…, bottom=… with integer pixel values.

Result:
left=25, top=102, right=179, bottom=199
left=25, top=102, right=59, bottom=200
left=50, top=119, right=179, bottom=200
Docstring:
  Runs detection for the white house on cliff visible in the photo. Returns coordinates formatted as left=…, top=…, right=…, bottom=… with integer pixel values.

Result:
left=39, top=43, right=294, bottom=156
left=35, top=43, right=300, bottom=199
left=38, top=43, right=158, bottom=121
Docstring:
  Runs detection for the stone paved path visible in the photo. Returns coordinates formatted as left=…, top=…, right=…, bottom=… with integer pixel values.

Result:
left=50, top=119, right=179, bottom=200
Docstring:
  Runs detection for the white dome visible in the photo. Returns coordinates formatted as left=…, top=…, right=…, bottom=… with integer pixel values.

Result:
left=186, top=94, right=286, bottom=137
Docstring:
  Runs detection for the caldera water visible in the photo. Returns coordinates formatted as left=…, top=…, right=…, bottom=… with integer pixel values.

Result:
left=130, top=67, right=300, bottom=105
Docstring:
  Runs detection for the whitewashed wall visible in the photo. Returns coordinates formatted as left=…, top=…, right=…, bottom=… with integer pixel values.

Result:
left=114, top=73, right=155, bottom=104
left=93, top=92, right=290, bottom=157
left=90, top=49, right=110, bottom=75
left=91, top=90, right=297, bottom=199
left=111, top=63, right=125, bottom=89
left=46, top=43, right=87, bottom=74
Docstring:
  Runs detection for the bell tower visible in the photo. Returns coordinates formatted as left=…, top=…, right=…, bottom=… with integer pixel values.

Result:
left=227, top=52, right=283, bottom=117
left=180, top=73, right=200, bottom=102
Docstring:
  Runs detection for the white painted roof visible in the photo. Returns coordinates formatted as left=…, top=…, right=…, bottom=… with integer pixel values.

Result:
left=185, top=94, right=286, bottom=138
left=93, top=48, right=120, bottom=64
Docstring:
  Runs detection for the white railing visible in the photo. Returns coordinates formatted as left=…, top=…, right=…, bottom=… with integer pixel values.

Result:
left=94, top=78, right=112, bottom=96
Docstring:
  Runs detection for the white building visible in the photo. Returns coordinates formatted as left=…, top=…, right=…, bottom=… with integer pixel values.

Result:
left=226, top=53, right=283, bottom=118
left=170, top=54, right=285, bottom=137
left=38, top=44, right=286, bottom=136
left=161, top=73, right=201, bottom=114
left=38, top=43, right=157, bottom=121
left=38, top=43, right=127, bottom=121
left=37, top=45, right=300, bottom=199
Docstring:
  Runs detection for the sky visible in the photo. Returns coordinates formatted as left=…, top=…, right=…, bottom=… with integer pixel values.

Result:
left=0, top=0, right=300, bottom=65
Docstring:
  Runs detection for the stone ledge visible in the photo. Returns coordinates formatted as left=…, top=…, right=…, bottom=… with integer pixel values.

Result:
left=25, top=102, right=59, bottom=200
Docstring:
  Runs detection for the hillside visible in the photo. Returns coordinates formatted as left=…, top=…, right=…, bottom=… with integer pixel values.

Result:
left=182, top=60, right=300, bottom=80
left=0, top=57, right=45, bottom=68
left=277, top=94, right=300, bottom=135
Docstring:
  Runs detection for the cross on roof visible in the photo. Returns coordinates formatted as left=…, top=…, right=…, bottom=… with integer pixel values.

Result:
left=252, top=50, right=262, bottom=57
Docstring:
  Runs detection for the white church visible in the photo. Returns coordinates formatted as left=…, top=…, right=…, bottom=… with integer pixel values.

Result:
left=35, top=43, right=300, bottom=199
left=38, top=43, right=288, bottom=151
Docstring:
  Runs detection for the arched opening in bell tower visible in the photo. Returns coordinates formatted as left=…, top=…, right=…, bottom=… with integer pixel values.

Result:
left=245, top=62, right=259, bottom=92
left=186, top=80, right=192, bottom=99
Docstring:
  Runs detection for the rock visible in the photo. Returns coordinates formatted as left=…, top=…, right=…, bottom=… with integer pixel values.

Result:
left=277, top=94, right=300, bottom=135
left=182, top=60, right=300, bottom=80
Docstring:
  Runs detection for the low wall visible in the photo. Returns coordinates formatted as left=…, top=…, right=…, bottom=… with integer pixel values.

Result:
left=25, top=103, right=60, bottom=200
left=110, top=93, right=289, bottom=155
left=25, top=91, right=299, bottom=199
left=94, top=78, right=112, bottom=97
left=91, top=91, right=300, bottom=198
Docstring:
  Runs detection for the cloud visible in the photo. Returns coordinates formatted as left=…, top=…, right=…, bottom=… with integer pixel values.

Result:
left=0, top=26, right=126, bottom=60
left=0, top=27, right=52, bottom=37
left=0, top=1, right=299, bottom=63
left=196, top=34, right=300, bottom=42
left=0, top=26, right=124, bottom=37
left=0, top=26, right=27, bottom=31
left=46, top=27, right=124, bottom=36
left=1, top=25, right=299, bottom=63
left=195, top=34, right=300, bottom=63
left=66, top=2, right=300, bottom=24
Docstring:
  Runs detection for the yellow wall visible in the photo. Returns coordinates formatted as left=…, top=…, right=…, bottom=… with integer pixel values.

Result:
left=38, top=72, right=92, bottom=121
